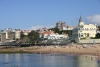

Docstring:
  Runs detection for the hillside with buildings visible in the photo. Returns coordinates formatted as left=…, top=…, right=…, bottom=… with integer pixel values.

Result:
left=0, top=16, right=100, bottom=45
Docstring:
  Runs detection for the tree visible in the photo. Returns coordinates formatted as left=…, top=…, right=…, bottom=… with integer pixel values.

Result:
left=96, top=33, right=100, bottom=38
left=28, top=30, right=39, bottom=43
left=61, top=30, right=72, bottom=36
left=20, top=31, right=25, bottom=39
left=98, top=26, right=100, bottom=31
left=49, top=27, right=72, bottom=36
left=54, top=27, right=60, bottom=33
left=49, top=27, right=60, bottom=34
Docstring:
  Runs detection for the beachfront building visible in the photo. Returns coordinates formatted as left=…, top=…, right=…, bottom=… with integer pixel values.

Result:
left=72, top=16, right=97, bottom=43
left=0, top=28, right=21, bottom=42
left=47, top=34, right=68, bottom=39
left=39, top=31, right=68, bottom=40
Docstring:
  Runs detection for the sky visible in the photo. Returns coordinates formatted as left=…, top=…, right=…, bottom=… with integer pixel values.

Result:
left=0, top=0, right=100, bottom=30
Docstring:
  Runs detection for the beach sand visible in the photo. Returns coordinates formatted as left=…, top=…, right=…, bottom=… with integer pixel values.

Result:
left=1, top=44, right=100, bottom=57
left=24, top=44, right=100, bottom=56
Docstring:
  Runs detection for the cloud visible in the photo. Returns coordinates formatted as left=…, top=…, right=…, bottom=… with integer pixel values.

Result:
left=86, top=14, right=100, bottom=25
left=30, top=25, right=55, bottom=30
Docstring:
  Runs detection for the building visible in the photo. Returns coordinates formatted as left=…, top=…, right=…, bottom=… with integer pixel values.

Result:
left=39, top=30, right=68, bottom=40
left=39, top=31, right=54, bottom=39
left=21, top=30, right=31, bottom=35
left=72, top=16, right=97, bottom=43
left=56, top=21, right=76, bottom=31
left=0, top=28, right=21, bottom=42
left=0, top=32, right=6, bottom=42
left=47, top=34, right=68, bottom=40
left=56, top=21, right=66, bottom=30
left=63, top=25, right=76, bottom=30
left=39, top=27, right=48, bottom=33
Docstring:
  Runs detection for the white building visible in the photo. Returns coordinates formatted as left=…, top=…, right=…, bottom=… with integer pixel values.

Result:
left=39, top=31, right=68, bottom=40
left=0, top=28, right=21, bottom=42
left=72, top=16, right=97, bottom=43
left=47, top=34, right=68, bottom=39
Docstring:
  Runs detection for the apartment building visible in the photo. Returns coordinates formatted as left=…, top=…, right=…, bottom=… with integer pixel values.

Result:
left=0, top=28, right=21, bottom=42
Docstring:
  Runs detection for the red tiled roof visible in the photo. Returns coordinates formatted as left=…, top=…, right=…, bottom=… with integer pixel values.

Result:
left=40, top=31, right=54, bottom=35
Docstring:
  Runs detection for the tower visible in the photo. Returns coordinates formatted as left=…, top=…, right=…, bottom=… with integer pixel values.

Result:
left=78, top=16, right=84, bottom=26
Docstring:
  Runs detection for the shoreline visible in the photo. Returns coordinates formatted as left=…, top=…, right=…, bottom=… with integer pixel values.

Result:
left=0, top=44, right=100, bottom=56
left=24, top=44, right=100, bottom=56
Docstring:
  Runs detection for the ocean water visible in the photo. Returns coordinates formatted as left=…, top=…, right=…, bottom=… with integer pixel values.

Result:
left=0, top=53, right=99, bottom=67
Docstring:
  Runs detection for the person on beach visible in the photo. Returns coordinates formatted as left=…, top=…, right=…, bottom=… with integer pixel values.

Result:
left=93, top=40, right=95, bottom=46
left=71, top=42, right=74, bottom=47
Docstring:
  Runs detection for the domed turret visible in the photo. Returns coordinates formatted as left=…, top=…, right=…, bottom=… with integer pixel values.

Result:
left=78, top=16, right=84, bottom=26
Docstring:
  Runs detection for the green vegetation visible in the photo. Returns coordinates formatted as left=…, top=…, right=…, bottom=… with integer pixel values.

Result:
left=49, top=27, right=60, bottom=34
left=49, top=27, right=72, bottom=36
left=60, top=30, right=72, bottom=36
left=95, top=25, right=100, bottom=39
left=20, top=30, right=39, bottom=44
left=19, top=27, right=72, bottom=44
left=95, top=33, right=100, bottom=38
left=28, top=30, right=39, bottom=44
left=98, top=26, right=100, bottom=31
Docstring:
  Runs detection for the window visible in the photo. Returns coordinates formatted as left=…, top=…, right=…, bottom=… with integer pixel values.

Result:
left=81, top=35, right=83, bottom=37
left=85, top=28, right=87, bottom=30
left=87, top=28, right=89, bottom=30
left=79, top=33, right=80, bottom=37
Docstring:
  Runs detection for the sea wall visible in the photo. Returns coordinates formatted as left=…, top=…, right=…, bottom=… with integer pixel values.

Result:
left=79, top=39, right=100, bottom=43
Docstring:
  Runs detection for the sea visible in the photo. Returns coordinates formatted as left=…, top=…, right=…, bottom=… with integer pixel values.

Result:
left=0, top=53, right=99, bottom=67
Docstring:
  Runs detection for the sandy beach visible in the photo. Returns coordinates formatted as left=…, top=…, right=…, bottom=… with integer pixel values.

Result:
left=1, top=44, right=100, bottom=57
left=24, top=44, right=100, bottom=56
